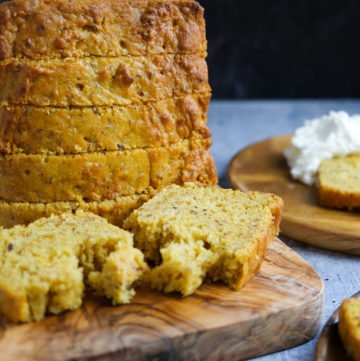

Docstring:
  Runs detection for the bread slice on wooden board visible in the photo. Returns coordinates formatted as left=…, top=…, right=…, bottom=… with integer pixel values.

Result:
left=0, top=139, right=217, bottom=202
left=0, top=0, right=206, bottom=60
left=0, top=94, right=211, bottom=154
left=318, top=154, right=360, bottom=210
left=0, top=54, right=210, bottom=107
left=339, top=298, right=360, bottom=361
left=0, top=211, right=148, bottom=323
left=0, top=192, right=155, bottom=229
left=124, top=184, right=283, bottom=296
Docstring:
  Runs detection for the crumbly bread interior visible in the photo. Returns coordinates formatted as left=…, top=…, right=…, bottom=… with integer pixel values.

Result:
left=124, top=184, right=283, bottom=296
left=0, top=211, right=147, bottom=322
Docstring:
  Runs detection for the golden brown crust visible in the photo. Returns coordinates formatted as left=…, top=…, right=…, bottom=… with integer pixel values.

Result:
left=0, top=0, right=206, bottom=60
left=0, top=193, right=155, bottom=229
left=0, top=94, right=211, bottom=154
left=0, top=139, right=217, bottom=202
left=233, top=193, right=284, bottom=290
left=319, top=186, right=360, bottom=210
left=0, top=54, right=210, bottom=106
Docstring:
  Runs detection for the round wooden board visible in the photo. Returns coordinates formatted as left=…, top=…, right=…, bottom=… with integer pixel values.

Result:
left=228, top=135, right=360, bottom=255
left=0, top=239, right=323, bottom=361
left=314, top=292, right=360, bottom=361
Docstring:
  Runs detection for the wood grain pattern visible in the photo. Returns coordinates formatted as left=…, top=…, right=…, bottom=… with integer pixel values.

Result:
left=0, top=239, right=323, bottom=361
left=228, top=135, right=360, bottom=255
left=315, top=292, right=360, bottom=361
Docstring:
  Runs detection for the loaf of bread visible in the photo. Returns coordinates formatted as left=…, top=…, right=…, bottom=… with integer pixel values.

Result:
left=0, top=192, right=154, bottom=229
left=0, top=139, right=216, bottom=202
left=0, top=211, right=148, bottom=322
left=0, top=55, right=209, bottom=107
left=124, top=184, right=283, bottom=296
left=0, top=0, right=217, bottom=230
left=339, top=298, right=360, bottom=361
left=318, top=154, right=360, bottom=210
left=0, top=94, right=211, bottom=154
left=0, top=0, right=206, bottom=60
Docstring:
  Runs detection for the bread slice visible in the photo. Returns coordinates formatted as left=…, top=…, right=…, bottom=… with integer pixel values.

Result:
left=0, top=139, right=217, bottom=202
left=0, top=54, right=210, bottom=107
left=0, top=211, right=148, bottom=322
left=0, top=192, right=154, bottom=229
left=123, top=184, right=283, bottom=296
left=318, top=154, right=360, bottom=210
left=0, top=0, right=206, bottom=60
left=0, top=94, right=211, bottom=154
left=339, top=298, right=360, bottom=361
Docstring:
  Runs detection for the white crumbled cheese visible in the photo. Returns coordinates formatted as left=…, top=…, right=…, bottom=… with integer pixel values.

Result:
left=284, top=111, right=360, bottom=185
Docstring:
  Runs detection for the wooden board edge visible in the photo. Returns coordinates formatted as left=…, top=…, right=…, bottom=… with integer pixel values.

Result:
left=281, top=219, right=360, bottom=256
left=87, top=286, right=324, bottom=361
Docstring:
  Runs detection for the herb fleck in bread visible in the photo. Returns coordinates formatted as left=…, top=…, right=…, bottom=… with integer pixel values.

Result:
left=319, top=154, right=360, bottom=210
left=124, top=184, right=283, bottom=296
left=339, top=298, right=360, bottom=361
left=0, top=211, right=147, bottom=323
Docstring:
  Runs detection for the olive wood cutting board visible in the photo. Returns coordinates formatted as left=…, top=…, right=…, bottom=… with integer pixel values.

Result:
left=228, top=135, right=360, bottom=255
left=314, top=292, right=360, bottom=361
left=0, top=238, right=323, bottom=361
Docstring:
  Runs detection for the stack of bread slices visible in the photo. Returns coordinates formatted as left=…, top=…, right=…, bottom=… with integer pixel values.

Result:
left=0, top=0, right=217, bottom=228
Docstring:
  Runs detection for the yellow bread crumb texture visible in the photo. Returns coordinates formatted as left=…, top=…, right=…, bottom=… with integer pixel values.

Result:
left=0, top=211, right=148, bottom=322
left=124, top=184, right=283, bottom=296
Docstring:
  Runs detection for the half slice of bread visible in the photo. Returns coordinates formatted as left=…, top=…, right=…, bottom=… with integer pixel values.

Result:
left=319, top=154, right=360, bottom=210
left=0, top=211, right=147, bottom=322
left=124, top=184, right=283, bottom=296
